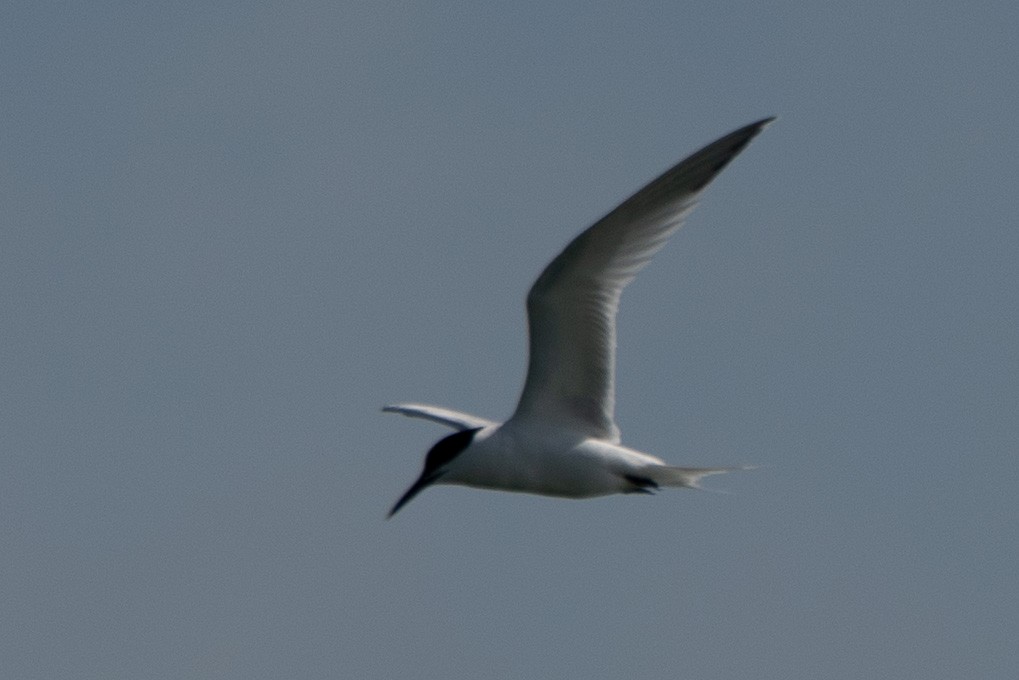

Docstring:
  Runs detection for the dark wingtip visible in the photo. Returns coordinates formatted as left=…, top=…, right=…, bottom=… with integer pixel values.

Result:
left=684, top=116, right=776, bottom=192
left=721, top=117, right=777, bottom=142
left=740, top=116, right=778, bottom=134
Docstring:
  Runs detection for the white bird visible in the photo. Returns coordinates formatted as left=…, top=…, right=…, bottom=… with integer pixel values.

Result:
left=385, top=118, right=773, bottom=517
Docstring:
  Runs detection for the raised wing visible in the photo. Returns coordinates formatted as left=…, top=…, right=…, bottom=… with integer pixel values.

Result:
left=510, top=118, right=774, bottom=441
left=382, top=403, right=496, bottom=431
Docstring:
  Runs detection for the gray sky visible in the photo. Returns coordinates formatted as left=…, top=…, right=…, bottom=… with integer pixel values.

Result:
left=3, top=2, right=1017, bottom=679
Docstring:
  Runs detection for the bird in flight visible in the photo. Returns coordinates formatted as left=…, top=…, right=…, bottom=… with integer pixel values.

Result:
left=385, top=118, right=773, bottom=517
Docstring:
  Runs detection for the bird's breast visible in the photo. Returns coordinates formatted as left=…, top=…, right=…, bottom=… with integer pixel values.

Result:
left=441, top=426, right=642, bottom=498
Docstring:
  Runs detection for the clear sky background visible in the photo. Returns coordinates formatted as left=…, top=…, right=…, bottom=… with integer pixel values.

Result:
left=3, top=2, right=1017, bottom=679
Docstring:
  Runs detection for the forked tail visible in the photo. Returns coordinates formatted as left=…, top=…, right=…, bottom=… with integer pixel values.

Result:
left=648, top=465, right=755, bottom=490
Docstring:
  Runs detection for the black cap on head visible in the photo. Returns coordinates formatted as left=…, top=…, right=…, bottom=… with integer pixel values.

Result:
left=387, top=428, right=481, bottom=518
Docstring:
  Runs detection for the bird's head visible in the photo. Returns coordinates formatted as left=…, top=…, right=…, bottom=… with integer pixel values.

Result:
left=388, top=427, right=481, bottom=518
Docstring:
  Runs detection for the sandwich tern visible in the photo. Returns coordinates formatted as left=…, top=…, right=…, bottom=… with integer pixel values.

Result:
left=385, top=118, right=773, bottom=517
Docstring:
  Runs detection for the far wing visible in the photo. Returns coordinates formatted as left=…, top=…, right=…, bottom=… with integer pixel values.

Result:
left=382, top=403, right=495, bottom=431
left=511, top=119, right=774, bottom=441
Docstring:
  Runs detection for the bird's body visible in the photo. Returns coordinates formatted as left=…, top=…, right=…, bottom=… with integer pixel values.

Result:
left=385, top=118, right=773, bottom=517
left=440, top=422, right=662, bottom=498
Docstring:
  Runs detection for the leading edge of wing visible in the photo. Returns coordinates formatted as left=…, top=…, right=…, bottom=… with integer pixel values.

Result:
left=382, top=403, right=496, bottom=431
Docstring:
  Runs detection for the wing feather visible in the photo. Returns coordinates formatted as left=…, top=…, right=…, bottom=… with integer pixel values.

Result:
left=510, top=118, right=774, bottom=440
left=382, top=403, right=495, bottom=431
